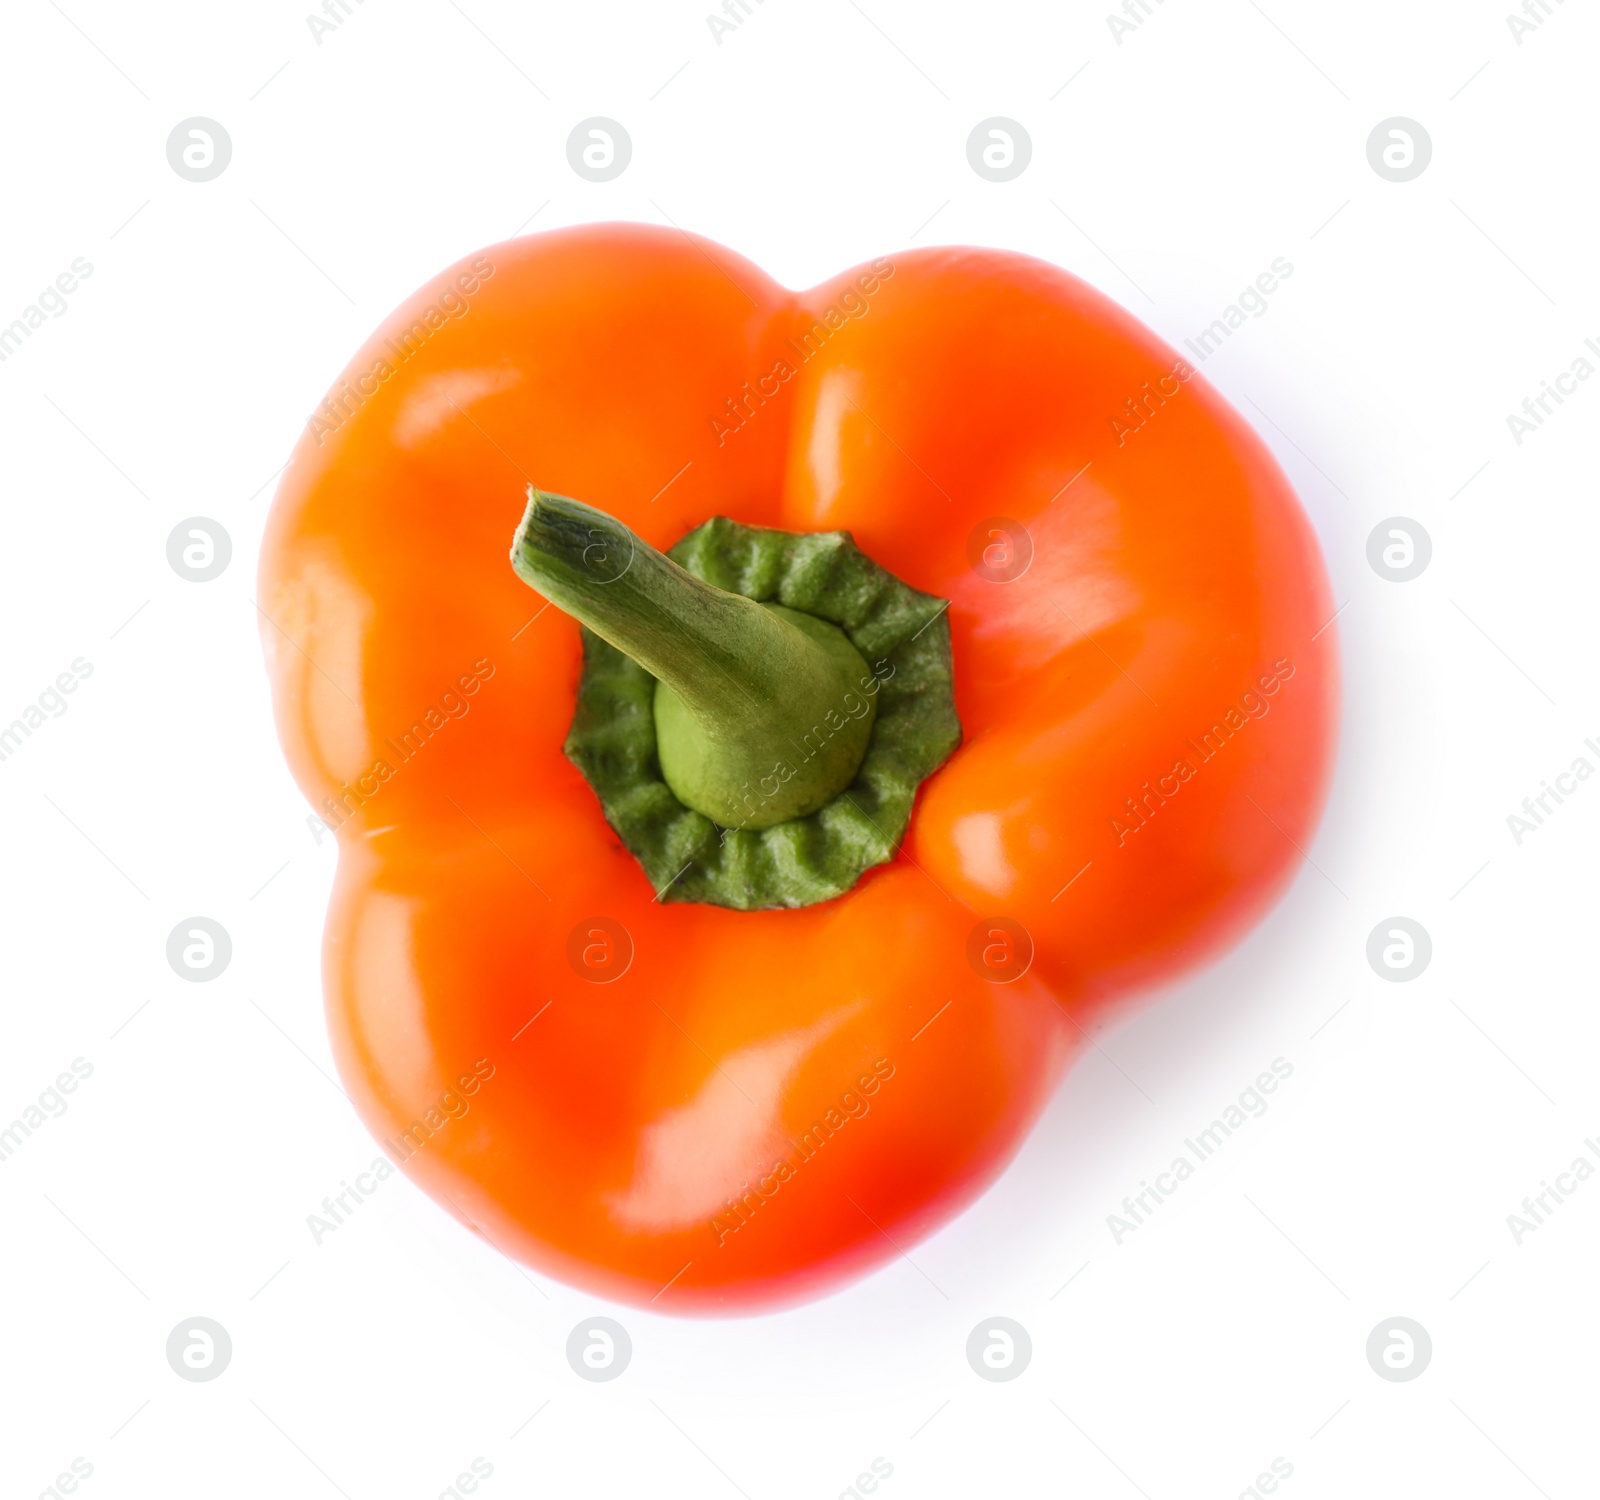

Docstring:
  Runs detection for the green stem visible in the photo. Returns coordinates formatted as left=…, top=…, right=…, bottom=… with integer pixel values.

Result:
left=511, top=488, right=877, bottom=829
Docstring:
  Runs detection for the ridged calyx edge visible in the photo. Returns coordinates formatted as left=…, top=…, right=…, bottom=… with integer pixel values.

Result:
left=564, top=517, right=961, bottom=909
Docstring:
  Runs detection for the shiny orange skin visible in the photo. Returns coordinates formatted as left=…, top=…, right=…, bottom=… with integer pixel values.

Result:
left=259, top=223, right=1337, bottom=1313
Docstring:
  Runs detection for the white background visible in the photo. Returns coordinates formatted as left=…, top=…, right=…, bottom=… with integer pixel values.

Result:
left=2, top=0, right=1597, bottom=1495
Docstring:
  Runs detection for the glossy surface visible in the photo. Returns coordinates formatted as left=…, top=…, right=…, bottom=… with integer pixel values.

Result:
left=259, top=224, right=1338, bottom=1312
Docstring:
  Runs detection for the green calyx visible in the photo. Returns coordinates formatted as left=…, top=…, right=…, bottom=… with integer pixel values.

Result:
left=510, top=488, right=960, bottom=910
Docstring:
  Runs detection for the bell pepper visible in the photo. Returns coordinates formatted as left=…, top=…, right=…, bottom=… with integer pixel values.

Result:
left=259, top=223, right=1337, bottom=1312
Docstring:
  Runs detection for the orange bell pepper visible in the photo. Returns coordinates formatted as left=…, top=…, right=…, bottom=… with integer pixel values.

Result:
left=259, top=223, right=1337, bottom=1312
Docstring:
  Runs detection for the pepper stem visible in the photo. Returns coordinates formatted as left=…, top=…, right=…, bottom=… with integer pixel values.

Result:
left=511, top=488, right=877, bottom=829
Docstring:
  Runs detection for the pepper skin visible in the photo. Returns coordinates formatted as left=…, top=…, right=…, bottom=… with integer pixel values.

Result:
left=259, top=223, right=1337, bottom=1312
